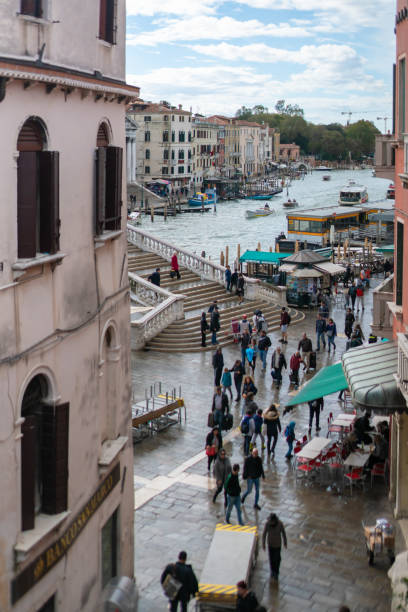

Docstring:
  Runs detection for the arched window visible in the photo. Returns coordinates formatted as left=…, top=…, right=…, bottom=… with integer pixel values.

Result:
left=21, top=375, right=69, bottom=531
left=95, top=123, right=123, bottom=235
left=99, top=325, right=120, bottom=443
left=97, top=122, right=110, bottom=147
left=17, top=118, right=60, bottom=258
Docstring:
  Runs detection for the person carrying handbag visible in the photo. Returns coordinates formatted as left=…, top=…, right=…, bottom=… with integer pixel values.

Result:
left=205, top=426, right=222, bottom=472
left=161, top=551, right=198, bottom=612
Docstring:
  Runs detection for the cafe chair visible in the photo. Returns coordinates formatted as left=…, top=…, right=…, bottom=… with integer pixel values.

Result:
left=344, top=467, right=365, bottom=496
left=370, top=461, right=387, bottom=488
left=296, top=459, right=316, bottom=483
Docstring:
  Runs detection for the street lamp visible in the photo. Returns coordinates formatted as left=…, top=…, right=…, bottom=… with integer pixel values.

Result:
left=377, top=116, right=389, bottom=134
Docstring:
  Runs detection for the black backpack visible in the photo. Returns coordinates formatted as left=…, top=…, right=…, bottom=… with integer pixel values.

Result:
left=287, top=313, right=291, bottom=325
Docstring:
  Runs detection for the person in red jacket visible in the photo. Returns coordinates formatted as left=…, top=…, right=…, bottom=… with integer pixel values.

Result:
left=171, top=251, right=181, bottom=280
left=289, top=351, right=304, bottom=386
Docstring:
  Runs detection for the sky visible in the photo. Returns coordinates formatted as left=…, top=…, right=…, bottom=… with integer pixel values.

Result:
left=125, top=0, right=395, bottom=130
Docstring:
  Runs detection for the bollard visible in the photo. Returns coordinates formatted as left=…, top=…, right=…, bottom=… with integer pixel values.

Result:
left=225, top=245, right=229, bottom=267
left=150, top=206, right=154, bottom=222
left=257, top=241, right=261, bottom=251
left=164, top=205, right=167, bottom=220
left=237, top=243, right=241, bottom=263
left=220, top=251, right=225, bottom=266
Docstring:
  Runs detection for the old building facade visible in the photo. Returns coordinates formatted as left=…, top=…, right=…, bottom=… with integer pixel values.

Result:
left=0, top=1, right=138, bottom=610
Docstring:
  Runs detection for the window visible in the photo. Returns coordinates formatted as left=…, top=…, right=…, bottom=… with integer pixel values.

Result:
left=187, top=165, right=191, bottom=173
left=178, top=150, right=184, bottom=160
left=97, top=122, right=110, bottom=147
left=145, top=166, right=150, bottom=174
left=95, top=146, right=123, bottom=234
left=163, top=130, right=169, bottom=143
left=37, top=595, right=55, bottom=612
left=21, top=375, right=69, bottom=531
left=399, top=57, right=406, bottom=137
left=99, top=0, right=116, bottom=44
left=17, top=119, right=60, bottom=259
left=20, top=0, right=43, bottom=18
left=144, top=131, right=150, bottom=142
left=178, top=166, right=184, bottom=174
left=163, top=149, right=169, bottom=160
left=172, top=115, right=175, bottom=121
left=188, top=150, right=192, bottom=160
left=179, top=115, right=184, bottom=122
left=396, top=221, right=404, bottom=306
left=145, top=149, right=150, bottom=160
left=102, top=509, right=118, bottom=587
left=171, top=150, right=175, bottom=160
left=171, top=131, right=175, bottom=143
left=179, top=131, right=185, bottom=143
left=162, top=167, right=169, bottom=175
left=164, top=115, right=169, bottom=121
left=188, top=132, right=192, bottom=142
left=144, top=116, right=151, bottom=122
left=171, top=167, right=174, bottom=175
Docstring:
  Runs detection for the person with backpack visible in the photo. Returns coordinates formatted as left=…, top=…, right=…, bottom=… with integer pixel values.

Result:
left=235, top=580, right=260, bottom=611
left=308, top=397, right=324, bottom=432
left=284, top=421, right=296, bottom=459
left=212, top=449, right=232, bottom=505
left=225, top=464, right=244, bottom=525
left=271, top=346, right=287, bottom=387
left=231, top=359, right=245, bottom=401
left=279, top=307, right=290, bottom=344
left=241, top=447, right=265, bottom=510
left=240, top=408, right=255, bottom=456
left=326, top=318, right=337, bottom=354
left=251, top=408, right=265, bottom=450
left=257, top=330, right=271, bottom=372
left=263, top=404, right=281, bottom=458
left=161, top=551, right=198, bottom=611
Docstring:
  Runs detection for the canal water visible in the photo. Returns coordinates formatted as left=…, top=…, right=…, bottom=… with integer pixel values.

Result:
left=143, top=169, right=390, bottom=262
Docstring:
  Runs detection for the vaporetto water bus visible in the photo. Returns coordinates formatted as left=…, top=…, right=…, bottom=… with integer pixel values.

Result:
left=338, top=181, right=368, bottom=205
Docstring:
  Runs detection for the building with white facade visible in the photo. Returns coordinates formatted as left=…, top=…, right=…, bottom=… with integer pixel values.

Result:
left=0, top=1, right=138, bottom=611
left=127, top=101, right=193, bottom=192
left=192, top=116, right=219, bottom=186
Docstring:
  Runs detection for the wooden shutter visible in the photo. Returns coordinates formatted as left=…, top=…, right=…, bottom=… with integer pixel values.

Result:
left=105, top=146, right=122, bottom=230
left=105, top=0, right=115, bottom=44
left=41, top=403, right=69, bottom=514
left=95, top=147, right=107, bottom=235
left=99, top=0, right=107, bottom=40
left=17, top=152, right=38, bottom=259
left=39, top=151, right=60, bottom=254
left=21, top=415, right=37, bottom=531
left=21, top=0, right=42, bottom=17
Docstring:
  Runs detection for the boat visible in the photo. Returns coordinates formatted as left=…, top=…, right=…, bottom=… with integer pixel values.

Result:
left=283, top=200, right=299, bottom=208
left=322, top=175, right=331, bottom=181
left=338, top=181, right=368, bottom=206
left=127, top=211, right=142, bottom=225
left=188, top=192, right=216, bottom=207
left=314, top=165, right=332, bottom=171
left=246, top=206, right=275, bottom=219
left=245, top=193, right=275, bottom=200
left=386, top=183, right=395, bottom=199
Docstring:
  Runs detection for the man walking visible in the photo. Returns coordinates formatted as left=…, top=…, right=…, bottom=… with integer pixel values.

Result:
left=318, top=301, right=329, bottom=322
left=161, top=551, right=199, bottom=611
left=315, top=313, right=326, bottom=351
left=241, top=448, right=265, bottom=510
left=279, top=307, right=290, bottom=344
left=236, top=581, right=260, bottom=611
left=271, top=346, right=287, bottom=387
left=225, top=264, right=232, bottom=291
left=213, top=449, right=232, bottom=505
left=148, top=267, right=161, bottom=287
left=289, top=351, right=304, bottom=387
left=356, top=283, right=365, bottom=312
left=308, top=397, right=324, bottom=432
left=210, top=305, right=220, bottom=345
left=257, top=330, right=271, bottom=372
left=211, top=386, right=229, bottom=428
left=298, top=332, right=313, bottom=372
left=212, top=347, right=224, bottom=386
left=225, top=464, right=244, bottom=525
left=348, top=283, right=357, bottom=310
left=262, top=513, right=287, bottom=580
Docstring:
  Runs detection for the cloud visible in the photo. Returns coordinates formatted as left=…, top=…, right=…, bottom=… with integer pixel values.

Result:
left=126, top=15, right=311, bottom=46
left=126, top=0, right=219, bottom=17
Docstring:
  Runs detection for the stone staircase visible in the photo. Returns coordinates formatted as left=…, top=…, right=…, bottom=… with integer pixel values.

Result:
left=128, top=244, right=304, bottom=353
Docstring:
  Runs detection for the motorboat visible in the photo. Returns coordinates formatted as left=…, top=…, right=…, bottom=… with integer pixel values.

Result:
left=127, top=211, right=142, bottom=225
left=386, top=183, right=395, bottom=199
left=322, top=175, right=331, bottom=181
left=314, top=165, right=332, bottom=171
left=283, top=199, right=299, bottom=208
left=246, top=206, right=275, bottom=219
left=188, top=192, right=216, bottom=207
left=338, top=181, right=368, bottom=205
left=245, top=193, right=275, bottom=200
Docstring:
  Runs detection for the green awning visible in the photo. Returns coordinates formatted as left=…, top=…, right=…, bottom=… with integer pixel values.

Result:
left=342, top=340, right=405, bottom=414
left=375, top=244, right=394, bottom=253
left=286, top=362, right=347, bottom=408
left=240, top=250, right=290, bottom=264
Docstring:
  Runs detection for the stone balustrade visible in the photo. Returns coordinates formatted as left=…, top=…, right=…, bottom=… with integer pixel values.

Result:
left=128, top=271, right=185, bottom=350
left=371, top=275, right=393, bottom=339
left=397, top=332, right=408, bottom=403
left=127, top=224, right=286, bottom=305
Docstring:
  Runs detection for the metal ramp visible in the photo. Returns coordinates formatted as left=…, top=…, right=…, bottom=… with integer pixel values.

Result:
left=131, top=382, right=185, bottom=442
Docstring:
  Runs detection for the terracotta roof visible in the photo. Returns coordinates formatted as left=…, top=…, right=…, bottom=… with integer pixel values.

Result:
left=129, top=101, right=191, bottom=115
left=233, top=120, right=263, bottom=128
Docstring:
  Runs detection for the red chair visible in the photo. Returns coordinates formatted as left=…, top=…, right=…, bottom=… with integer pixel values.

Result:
left=296, top=459, right=315, bottom=483
left=344, top=467, right=364, bottom=495
left=370, top=462, right=386, bottom=488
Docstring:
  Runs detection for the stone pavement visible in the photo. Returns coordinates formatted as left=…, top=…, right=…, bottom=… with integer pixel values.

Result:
left=131, top=275, right=398, bottom=612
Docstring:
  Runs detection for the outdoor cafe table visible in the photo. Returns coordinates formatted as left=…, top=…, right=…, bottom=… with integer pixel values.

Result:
left=344, top=450, right=370, bottom=468
left=297, top=437, right=332, bottom=461
left=337, top=413, right=356, bottom=422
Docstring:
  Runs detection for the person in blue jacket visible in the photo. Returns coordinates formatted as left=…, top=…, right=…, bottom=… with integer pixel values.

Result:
left=284, top=421, right=296, bottom=459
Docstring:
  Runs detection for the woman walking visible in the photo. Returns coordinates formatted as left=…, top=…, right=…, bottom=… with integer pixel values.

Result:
left=200, top=312, right=209, bottom=347
left=232, top=359, right=245, bottom=401
left=246, top=338, right=258, bottom=376
left=284, top=421, right=296, bottom=459
left=242, top=375, right=257, bottom=399
left=205, top=426, right=223, bottom=473
left=171, top=251, right=181, bottom=280
left=236, top=273, right=245, bottom=304
left=212, top=449, right=231, bottom=505
left=326, top=317, right=337, bottom=354
left=344, top=308, right=355, bottom=340
left=264, top=404, right=281, bottom=458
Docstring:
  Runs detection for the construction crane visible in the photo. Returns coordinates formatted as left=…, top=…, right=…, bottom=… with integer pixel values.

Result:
left=376, top=116, right=390, bottom=134
left=341, top=110, right=383, bottom=126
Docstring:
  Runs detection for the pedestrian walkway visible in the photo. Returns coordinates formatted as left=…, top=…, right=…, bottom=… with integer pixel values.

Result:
left=128, top=243, right=304, bottom=352
left=132, top=274, right=396, bottom=611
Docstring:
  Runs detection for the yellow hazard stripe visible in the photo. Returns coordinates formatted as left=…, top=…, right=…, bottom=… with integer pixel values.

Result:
left=216, top=522, right=257, bottom=534
left=199, top=583, right=236, bottom=594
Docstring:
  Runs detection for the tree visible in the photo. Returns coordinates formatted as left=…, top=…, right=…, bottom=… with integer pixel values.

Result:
left=235, top=106, right=253, bottom=120
left=345, top=120, right=380, bottom=160
left=274, top=99, right=304, bottom=117
left=253, top=104, right=268, bottom=115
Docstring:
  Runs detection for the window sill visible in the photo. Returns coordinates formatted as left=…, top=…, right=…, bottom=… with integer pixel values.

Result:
left=98, top=435, right=128, bottom=467
left=15, top=511, right=70, bottom=562
left=12, top=252, right=65, bottom=275
left=17, top=14, right=51, bottom=26
left=94, top=230, right=122, bottom=248
left=98, top=38, right=115, bottom=48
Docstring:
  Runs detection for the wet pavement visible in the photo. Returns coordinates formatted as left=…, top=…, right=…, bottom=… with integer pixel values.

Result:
left=131, top=275, right=397, bottom=611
